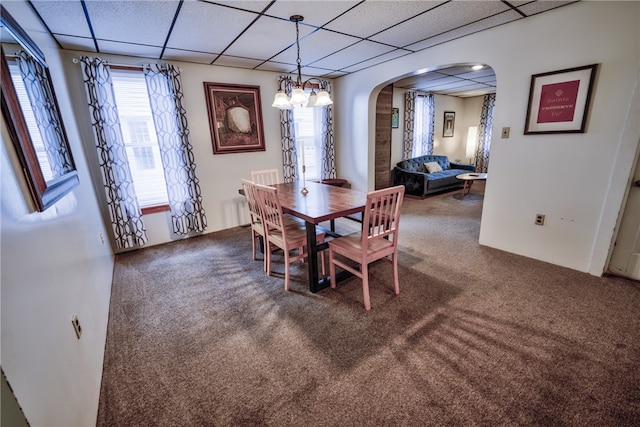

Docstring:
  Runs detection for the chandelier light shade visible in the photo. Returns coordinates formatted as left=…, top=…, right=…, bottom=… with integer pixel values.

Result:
left=272, top=15, right=333, bottom=109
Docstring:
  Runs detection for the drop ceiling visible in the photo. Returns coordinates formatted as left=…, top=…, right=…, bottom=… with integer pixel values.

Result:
left=8, top=0, right=579, bottom=97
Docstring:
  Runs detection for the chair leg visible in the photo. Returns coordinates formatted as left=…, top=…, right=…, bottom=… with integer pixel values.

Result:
left=265, top=241, right=272, bottom=276
left=284, top=249, right=291, bottom=291
left=263, top=244, right=268, bottom=272
left=361, top=263, right=371, bottom=310
left=392, top=254, right=400, bottom=295
left=251, top=233, right=258, bottom=261
left=329, top=247, right=336, bottom=289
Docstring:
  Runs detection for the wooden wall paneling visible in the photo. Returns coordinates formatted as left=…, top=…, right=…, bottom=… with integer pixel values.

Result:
left=375, top=84, right=393, bottom=189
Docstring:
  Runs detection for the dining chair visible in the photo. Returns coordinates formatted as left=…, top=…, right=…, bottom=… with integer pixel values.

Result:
left=241, top=179, right=269, bottom=269
left=254, top=183, right=326, bottom=291
left=250, top=169, right=280, bottom=186
left=328, top=185, right=405, bottom=310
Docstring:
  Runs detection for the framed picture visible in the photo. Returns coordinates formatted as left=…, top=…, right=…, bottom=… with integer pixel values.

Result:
left=524, top=64, right=598, bottom=134
left=204, top=82, right=265, bottom=154
left=443, top=111, right=455, bottom=137
left=391, top=107, right=399, bottom=128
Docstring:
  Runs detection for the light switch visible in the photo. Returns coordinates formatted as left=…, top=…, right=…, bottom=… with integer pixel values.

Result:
left=501, top=127, right=510, bottom=138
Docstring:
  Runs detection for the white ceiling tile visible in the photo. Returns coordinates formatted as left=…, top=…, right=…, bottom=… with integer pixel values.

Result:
left=55, top=35, right=97, bottom=52
left=518, top=1, right=579, bottom=16
left=270, top=29, right=360, bottom=66
left=299, top=65, right=339, bottom=78
left=473, top=75, right=498, bottom=84
left=255, top=61, right=296, bottom=74
left=405, top=9, right=522, bottom=51
left=311, top=40, right=395, bottom=70
left=224, top=15, right=315, bottom=60
left=340, top=49, right=413, bottom=73
left=213, top=55, right=266, bottom=69
left=371, top=0, right=512, bottom=47
left=325, top=1, right=444, bottom=39
left=85, top=0, right=180, bottom=46
left=264, top=1, right=361, bottom=27
left=168, top=2, right=259, bottom=54
left=457, top=68, right=497, bottom=79
left=31, top=1, right=92, bottom=38
left=162, top=48, right=219, bottom=65
left=97, top=40, right=163, bottom=59
left=217, top=1, right=275, bottom=14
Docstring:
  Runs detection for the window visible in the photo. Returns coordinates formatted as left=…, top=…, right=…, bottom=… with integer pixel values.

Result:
left=412, top=94, right=435, bottom=157
left=292, top=104, right=323, bottom=181
left=7, top=60, right=55, bottom=181
left=110, top=69, right=169, bottom=208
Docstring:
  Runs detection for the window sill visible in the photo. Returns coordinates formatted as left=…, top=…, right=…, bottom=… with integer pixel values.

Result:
left=142, top=204, right=170, bottom=215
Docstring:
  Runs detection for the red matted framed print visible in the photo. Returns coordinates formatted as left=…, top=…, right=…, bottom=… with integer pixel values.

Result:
left=204, top=82, right=265, bottom=154
left=524, top=64, right=598, bottom=134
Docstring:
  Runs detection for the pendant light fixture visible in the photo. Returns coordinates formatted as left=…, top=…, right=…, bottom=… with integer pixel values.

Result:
left=272, top=15, right=333, bottom=109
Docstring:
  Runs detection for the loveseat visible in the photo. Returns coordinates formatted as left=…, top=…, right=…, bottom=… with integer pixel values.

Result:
left=392, top=155, right=475, bottom=197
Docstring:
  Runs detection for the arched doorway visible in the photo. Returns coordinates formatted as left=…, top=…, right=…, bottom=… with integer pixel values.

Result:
left=374, top=63, right=496, bottom=188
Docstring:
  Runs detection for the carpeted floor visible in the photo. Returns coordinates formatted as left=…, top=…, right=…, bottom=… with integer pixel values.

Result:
left=97, top=184, right=640, bottom=426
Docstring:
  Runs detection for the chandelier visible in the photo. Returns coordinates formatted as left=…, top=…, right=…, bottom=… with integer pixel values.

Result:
left=272, top=15, right=333, bottom=109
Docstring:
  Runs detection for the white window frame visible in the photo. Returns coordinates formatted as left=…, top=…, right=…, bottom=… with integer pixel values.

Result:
left=110, top=68, right=169, bottom=209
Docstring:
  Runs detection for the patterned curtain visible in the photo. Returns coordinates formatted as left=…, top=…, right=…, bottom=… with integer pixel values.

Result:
left=80, top=56, right=148, bottom=249
left=278, top=76, right=336, bottom=181
left=402, top=91, right=434, bottom=158
left=15, top=51, right=74, bottom=178
left=475, top=93, right=496, bottom=173
left=143, top=64, right=207, bottom=235
left=319, top=81, right=336, bottom=180
left=402, top=91, right=416, bottom=160
left=278, top=77, right=297, bottom=182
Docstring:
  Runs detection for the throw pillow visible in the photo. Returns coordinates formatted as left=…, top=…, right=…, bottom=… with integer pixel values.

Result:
left=424, top=161, right=443, bottom=173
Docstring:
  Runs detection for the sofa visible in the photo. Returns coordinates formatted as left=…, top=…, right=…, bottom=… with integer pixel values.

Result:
left=392, top=154, right=476, bottom=197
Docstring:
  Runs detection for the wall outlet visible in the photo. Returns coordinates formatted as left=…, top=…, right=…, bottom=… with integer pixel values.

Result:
left=71, top=314, right=82, bottom=339
left=99, top=233, right=105, bottom=245
left=501, top=127, right=510, bottom=138
left=535, top=213, right=545, bottom=226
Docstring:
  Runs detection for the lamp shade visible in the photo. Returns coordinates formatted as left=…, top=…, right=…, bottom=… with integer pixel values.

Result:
left=272, top=91, right=292, bottom=109
left=314, top=90, right=333, bottom=106
left=289, top=87, right=307, bottom=107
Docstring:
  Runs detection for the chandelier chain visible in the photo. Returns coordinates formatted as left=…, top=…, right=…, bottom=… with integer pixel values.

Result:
left=295, top=19, right=301, bottom=84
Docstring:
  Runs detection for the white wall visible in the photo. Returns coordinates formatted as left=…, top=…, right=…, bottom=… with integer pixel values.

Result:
left=335, top=1, right=640, bottom=275
left=432, top=94, right=465, bottom=159
left=1, top=2, right=114, bottom=426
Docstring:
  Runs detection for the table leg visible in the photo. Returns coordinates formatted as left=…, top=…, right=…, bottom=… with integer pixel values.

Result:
left=460, top=180, right=474, bottom=200
left=305, top=221, right=330, bottom=293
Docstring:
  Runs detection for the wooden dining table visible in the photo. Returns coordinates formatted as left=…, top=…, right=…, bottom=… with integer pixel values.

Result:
left=272, top=180, right=367, bottom=293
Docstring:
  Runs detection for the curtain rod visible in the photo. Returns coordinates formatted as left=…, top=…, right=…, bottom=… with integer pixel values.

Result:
left=71, top=58, right=182, bottom=72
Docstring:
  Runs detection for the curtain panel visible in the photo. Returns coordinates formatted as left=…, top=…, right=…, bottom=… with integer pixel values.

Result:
left=80, top=56, right=148, bottom=249
left=143, top=64, right=207, bottom=235
left=402, top=91, right=416, bottom=160
left=320, top=81, right=336, bottom=180
left=278, top=77, right=297, bottom=182
left=475, top=93, right=496, bottom=173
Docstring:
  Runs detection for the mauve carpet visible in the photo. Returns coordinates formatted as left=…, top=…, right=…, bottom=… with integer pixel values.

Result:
left=97, top=184, right=640, bottom=426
